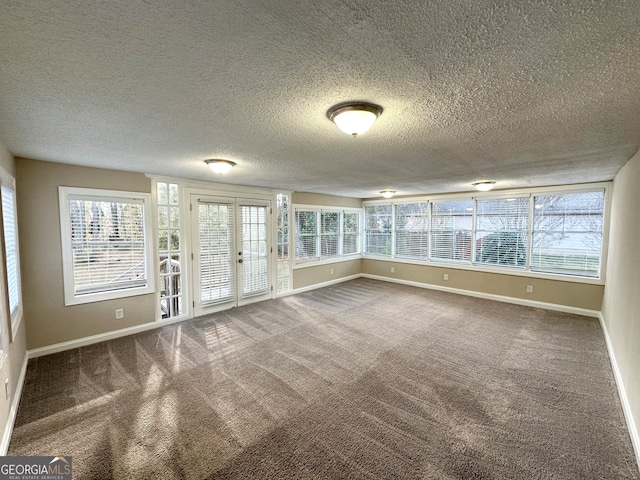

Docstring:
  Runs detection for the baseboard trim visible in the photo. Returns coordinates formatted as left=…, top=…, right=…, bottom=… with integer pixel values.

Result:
left=360, top=274, right=600, bottom=318
left=1, top=354, right=28, bottom=455
left=284, top=274, right=362, bottom=297
left=599, top=312, right=640, bottom=471
left=28, top=314, right=191, bottom=359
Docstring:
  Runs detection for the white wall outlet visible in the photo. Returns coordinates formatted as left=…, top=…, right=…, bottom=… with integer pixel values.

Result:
left=4, top=379, right=9, bottom=400
left=115, top=308, right=124, bottom=319
left=330, top=268, right=334, bottom=275
left=390, top=267, right=395, bottom=273
left=443, top=273, right=449, bottom=281
left=526, top=285, right=534, bottom=293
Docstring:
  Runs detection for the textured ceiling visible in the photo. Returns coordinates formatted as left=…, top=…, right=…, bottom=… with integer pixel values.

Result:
left=1, top=0, right=639, bottom=198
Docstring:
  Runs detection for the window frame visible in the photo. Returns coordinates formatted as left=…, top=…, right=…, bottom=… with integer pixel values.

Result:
left=59, top=186, right=155, bottom=306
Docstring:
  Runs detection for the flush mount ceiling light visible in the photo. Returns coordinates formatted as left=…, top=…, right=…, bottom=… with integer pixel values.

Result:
left=205, top=159, right=236, bottom=175
left=380, top=189, right=396, bottom=199
left=472, top=181, right=496, bottom=192
left=327, top=102, right=382, bottom=137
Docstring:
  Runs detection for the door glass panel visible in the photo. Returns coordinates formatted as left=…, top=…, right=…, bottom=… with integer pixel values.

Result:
left=240, top=205, right=269, bottom=297
left=199, top=202, right=235, bottom=305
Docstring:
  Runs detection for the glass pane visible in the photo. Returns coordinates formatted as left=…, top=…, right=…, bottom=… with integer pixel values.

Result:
left=169, top=183, right=179, bottom=205
left=157, top=182, right=168, bottom=205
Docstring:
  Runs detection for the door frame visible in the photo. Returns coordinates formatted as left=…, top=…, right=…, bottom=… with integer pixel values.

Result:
left=184, top=188, right=274, bottom=318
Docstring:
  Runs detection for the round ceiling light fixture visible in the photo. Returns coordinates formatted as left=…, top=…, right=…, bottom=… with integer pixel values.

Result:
left=472, top=181, right=496, bottom=192
left=205, top=159, right=236, bottom=175
left=327, top=102, right=382, bottom=137
left=380, top=189, right=396, bottom=199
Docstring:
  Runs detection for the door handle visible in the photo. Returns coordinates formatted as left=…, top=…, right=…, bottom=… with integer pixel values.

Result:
left=238, top=259, right=243, bottom=264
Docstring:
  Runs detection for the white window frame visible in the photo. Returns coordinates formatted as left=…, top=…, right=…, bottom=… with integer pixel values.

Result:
left=59, top=187, right=155, bottom=306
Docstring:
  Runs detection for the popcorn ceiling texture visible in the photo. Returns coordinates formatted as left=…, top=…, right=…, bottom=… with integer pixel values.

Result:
left=0, top=0, right=639, bottom=197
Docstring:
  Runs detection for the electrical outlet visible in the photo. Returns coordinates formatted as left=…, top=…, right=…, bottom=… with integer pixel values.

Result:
left=526, top=285, right=534, bottom=293
left=115, top=308, right=124, bottom=319
left=390, top=267, right=395, bottom=273
left=5, top=379, right=9, bottom=400
left=443, top=273, right=449, bottom=281
left=330, top=268, right=334, bottom=275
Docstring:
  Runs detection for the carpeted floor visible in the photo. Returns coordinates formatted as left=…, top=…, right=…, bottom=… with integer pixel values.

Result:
left=9, top=278, right=640, bottom=479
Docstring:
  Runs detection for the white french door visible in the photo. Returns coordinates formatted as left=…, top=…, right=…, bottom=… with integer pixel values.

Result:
left=191, top=195, right=271, bottom=316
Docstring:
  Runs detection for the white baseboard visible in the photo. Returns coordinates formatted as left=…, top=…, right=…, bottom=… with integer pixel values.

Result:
left=599, top=313, right=640, bottom=471
left=360, top=274, right=600, bottom=318
left=1, top=353, right=28, bottom=455
left=28, top=314, right=191, bottom=359
left=282, top=274, right=362, bottom=297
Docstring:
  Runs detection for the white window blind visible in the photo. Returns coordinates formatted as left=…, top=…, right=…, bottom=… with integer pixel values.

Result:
left=430, top=200, right=473, bottom=263
left=342, top=212, right=360, bottom=255
left=69, top=197, right=147, bottom=294
left=531, top=191, right=604, bottom=277
left=394, top=203, right=428, bottom=259
left=241, top=205, right=269, bottom=296
left=475, top=197, right=529, bottom=267
left=320, top=211, right=340, bottom=259
left=198, top=202, right=235, bottom=305
left=1, top=185, right=21, bottom=319
left=295, top=210, right=318, bottom=262
left=365, top=205, right=392, bottom=256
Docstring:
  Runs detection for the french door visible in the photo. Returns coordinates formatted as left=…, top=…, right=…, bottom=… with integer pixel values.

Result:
left=191, top=195, right=271, bottom=316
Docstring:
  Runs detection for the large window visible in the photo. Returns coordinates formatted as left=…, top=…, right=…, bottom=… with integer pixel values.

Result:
left=364, top=205, right=392, bottom=256
left=363, top=187, right=606, bottom=279
left=294, top=207, right=361, bottom=264
left=276, top=193, right=291, bottom=293
left=0, top=169, right=22, bottom=340
left=531, top=191, right=604, bottom=277
left=59, top=187, right=154, bottom=305
left=430, top=200, right=473, bottom=263
left=157, top=182, right=183, bottom=318
left=394, top=202, right=429, bottom=259
left=475, top=197, right=529, bottom=267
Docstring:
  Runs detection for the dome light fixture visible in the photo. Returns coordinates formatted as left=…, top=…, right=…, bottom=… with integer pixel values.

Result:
left=327, top=102, right=382, bottom=137
left=380, top=189, right=396, bottom=199
left=205, top=159, right=236, bottom=175
left=472, top=181, right=496, bottom=192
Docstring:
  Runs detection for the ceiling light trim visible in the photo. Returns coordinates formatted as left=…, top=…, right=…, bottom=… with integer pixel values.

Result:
left=205, top=159, right=236, bottom=175
left=472, top=181, right=496, bottom=192
left=327, top=102, right=383, bottom=137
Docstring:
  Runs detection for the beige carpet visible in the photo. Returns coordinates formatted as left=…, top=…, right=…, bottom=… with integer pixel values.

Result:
left=9, top=278, right=640, bottom=479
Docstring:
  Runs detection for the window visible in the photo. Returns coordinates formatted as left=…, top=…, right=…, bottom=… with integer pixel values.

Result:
left=295, top=210, right=318, bottom=262
left=157, top=182, right=183, bottom=318
left=430, top=200, right=473, bottom=263
left=362, top=185, right=607, bottom=280
left=0, top=169, right=22, bottom=340
left=364, top=205, right=392, bottom=256
left=531, top=191, right=604, bottom=277
left=276, top=193, right=291, bottom=293
left=475, top=197, right=529, bottom=267
left=394, top=202, right=429, bottom=259
left=294, top=207, right=361, bottom=264
left=59, top=187, right=154, bottom=305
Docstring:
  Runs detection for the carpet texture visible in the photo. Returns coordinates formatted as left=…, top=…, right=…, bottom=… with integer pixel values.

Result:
left=9, top=279, right=640, bottom=479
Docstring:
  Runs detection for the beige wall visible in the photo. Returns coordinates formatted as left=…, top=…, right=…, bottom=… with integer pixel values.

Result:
left=602, top=149, right=640, bottom=453
left=0, top=143, right=27, bottom=452
left=16, top=158, right=155, bottom=350
left=362, top=259, right=604, bottom=311
left=292, top=192, right=362, bottom=209
left=293, top=259, right=361, bottom=290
